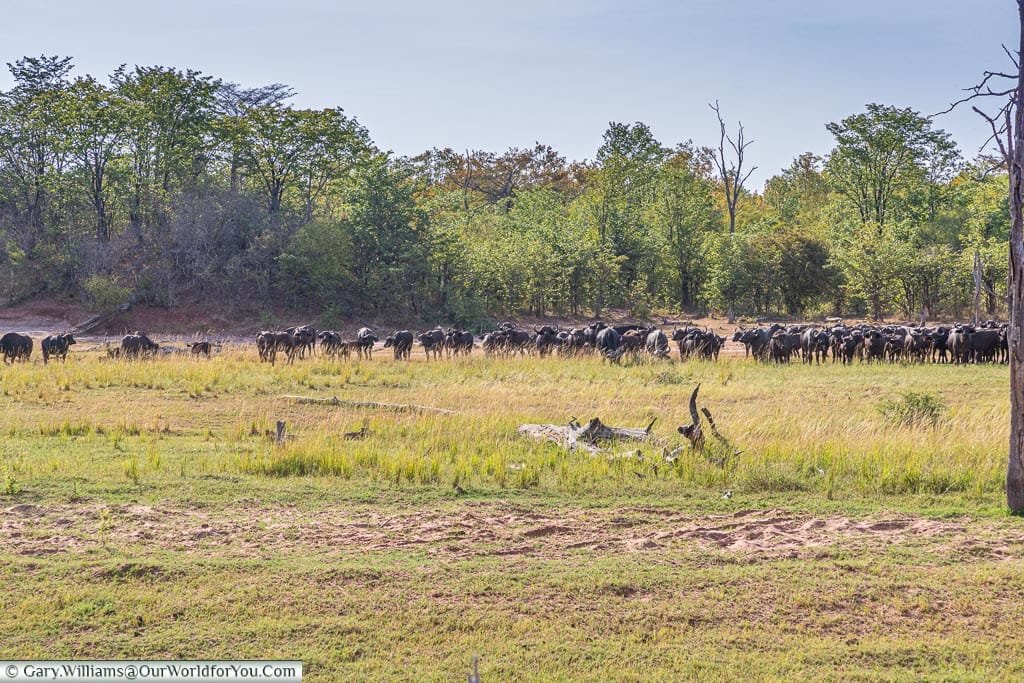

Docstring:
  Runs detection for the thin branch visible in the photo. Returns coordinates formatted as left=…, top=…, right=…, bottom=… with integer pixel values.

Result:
left=1002, top=42, right=1021, bottom=70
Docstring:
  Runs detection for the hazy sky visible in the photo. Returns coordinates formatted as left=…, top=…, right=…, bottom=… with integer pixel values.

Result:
left=0, top=0, right=1014, bottom=187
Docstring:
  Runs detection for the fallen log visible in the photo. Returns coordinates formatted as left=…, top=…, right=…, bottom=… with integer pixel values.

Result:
left=280, top=395, right=457, bottom=415
left=518, top=417, right=661, bottom=454
left=343, top=419, right=372, bottom=439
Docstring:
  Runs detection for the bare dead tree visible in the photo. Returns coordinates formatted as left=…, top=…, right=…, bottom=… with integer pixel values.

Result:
left=940, top=2, right=1024, bottom=513
left=709, top=101, right=756, bottom=235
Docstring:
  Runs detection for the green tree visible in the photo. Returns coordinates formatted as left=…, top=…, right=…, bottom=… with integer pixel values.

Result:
left=764, top=152, right=830, bottom=227
left=771, top=230, right=834, bottom=315
left=648, top=145, right=719, bottom=310
left=113, top=65, right=219, bottom=233
left=58, top=76, right=130, bottom=241
left=825, top=104, right=959, bottom=229
left=0, top=55, right=74, bottom=247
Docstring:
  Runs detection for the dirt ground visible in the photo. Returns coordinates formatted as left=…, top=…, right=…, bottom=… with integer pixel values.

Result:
left=4, top=501, right=1021, bottom=563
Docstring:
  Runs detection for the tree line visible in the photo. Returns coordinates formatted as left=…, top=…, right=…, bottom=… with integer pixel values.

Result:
left=0, top=55, right=1009, bottom=326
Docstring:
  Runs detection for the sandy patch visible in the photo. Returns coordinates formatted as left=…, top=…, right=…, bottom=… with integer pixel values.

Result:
left=1, top=502, right=1020, bottom=562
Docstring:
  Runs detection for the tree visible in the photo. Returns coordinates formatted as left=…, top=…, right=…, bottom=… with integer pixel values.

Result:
left=836, top=222, right=902, bottom=320
left=343, top=154, right=428, bottom=315
left=764, top=153, right=830, bottom=226
left=0, top=55, right=74, bottom=247
left=648, top=145, right=719, bottom=310
left=58, top=76, right=130, bottom=241
left=112, top=65, right=220, bottom=235
left=772, top=230, right=834, bottom=315
left=709, top=101, right=756, bottom=234
left=216, top=81, right=295, bottom=192
left=578, top=122, right=666, bottom=310
left=230, top=105, right=368, bottom=217
left=945, top=2, right=1024, bottom=512
left=826, top=104, right=959, bottom=229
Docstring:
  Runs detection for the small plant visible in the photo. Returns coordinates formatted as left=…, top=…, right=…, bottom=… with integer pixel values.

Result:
left=878, top=391, right=947, bottom=428
left=123, top=456, right=141, bottom=484
left=3, top=476, right=17, bottom=496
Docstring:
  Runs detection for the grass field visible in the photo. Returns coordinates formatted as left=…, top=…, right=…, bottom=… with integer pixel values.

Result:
left=1, top=347, right=1022, bottom=680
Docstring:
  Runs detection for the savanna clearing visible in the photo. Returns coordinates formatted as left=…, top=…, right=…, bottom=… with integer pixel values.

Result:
left=1, top=347, right=1022, bottom=681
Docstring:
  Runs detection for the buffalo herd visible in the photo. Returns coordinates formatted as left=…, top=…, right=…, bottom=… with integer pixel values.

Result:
left=0, top=320, right=1010, bottom=367
left=255, top=319, right=1011, bottom=366
left=733, top=321, right=1010, bottom=365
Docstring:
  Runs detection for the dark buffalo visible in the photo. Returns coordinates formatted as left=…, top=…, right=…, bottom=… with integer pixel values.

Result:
left=800, top=329, right=829, bottom=365
left=41, top=333, right=75, bottom=364
left=966, top=328, right=1002, bottom=364
left=257, top=331, right=295, bottom=365
left=532, top=327, right=559, bottom=357
left=121, top=332, right=159, bottom=359
left=595, top=326, right=621, bottom=361
left=582, top=322, right=607, bottom=349
left=645, top=328, right=670, bottom=359
left=450, top=329, right=474, bottom=355
left=317, top=330, right=344, bottom=356
left=0, top=333, right=32, bottom=364
left=286, top=324, right=317, bottom=358
left=619, top=329, right=646, bottom=359
left=187, top=341, right=211, bottom=358
left=417, top=328, right=446, bottom=360
left=384, top=330, right=414, bottom=360
left=863, top=330, right=886, bottom=363
left=356, top=327, right=378, bottom=358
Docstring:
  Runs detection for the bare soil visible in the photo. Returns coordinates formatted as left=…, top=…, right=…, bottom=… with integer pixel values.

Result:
left=4, top=501, right=1021, bottom=562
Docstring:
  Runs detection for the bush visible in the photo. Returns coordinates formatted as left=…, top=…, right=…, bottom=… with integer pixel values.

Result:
left=878, top=391, right=947, bottom=428
left=83, top=274, right=131, bottom=313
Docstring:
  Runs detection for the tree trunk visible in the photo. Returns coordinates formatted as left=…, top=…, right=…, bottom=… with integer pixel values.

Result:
left=1009, top=170, right=1024, bottom=513
left=1007, top=0, right=1024, bottom=514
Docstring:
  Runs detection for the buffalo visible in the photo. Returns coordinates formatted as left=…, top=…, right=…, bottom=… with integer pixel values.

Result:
left=186, top=341, right=212, bottom=358
left=0, top=333, right=32, bottom=363
left=286, top=325, right=317, bottom=358
left=41, top=333, right=75, bottom=364
left=384, top=330, right=414, bottom=360
left=356, top=327, right=378, bottom=358
left=256, top=330, right=295, bottom=365
left=417, top=328, right=446, bottom=360
left=645, top=328, right=670, bottom=359
left=121, top=332, right=159, bottom=359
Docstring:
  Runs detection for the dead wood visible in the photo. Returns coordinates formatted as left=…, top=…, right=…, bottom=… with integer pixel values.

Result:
left=343, top=419, right=372, bottom=440
left=676, top=385, right=705, bottom=450
left=677, top=384, right=741, bottom=462
left=518, top=416, right=661, bottom=454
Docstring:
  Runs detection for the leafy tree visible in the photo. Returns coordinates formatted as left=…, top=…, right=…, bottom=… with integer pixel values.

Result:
left=648, top=145, right=719, bottom=309
left=57, top=76, right=129, bottom=241
left=112, top=65, right=220, bottom=234
left=764, top=153, right=830, bottom=227
left=836, top=222, right=903, bottom=320
left=0, top=55, right=74, bottom=247
left=771, top=230, right=835, bottom=315
left=825, top=104, right=959, bottom=229
left=229, top=105, right=369, bottom=218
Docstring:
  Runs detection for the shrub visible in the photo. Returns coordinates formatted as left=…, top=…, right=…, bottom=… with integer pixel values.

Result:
left=878, top=391, right=947, bottom=428
left=83, top=274, right=131, bottom=313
